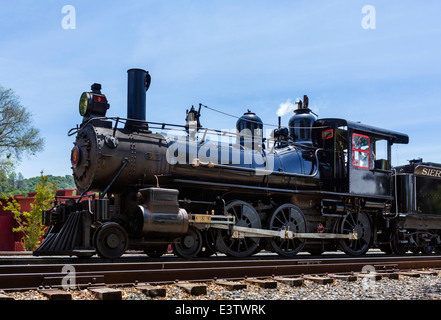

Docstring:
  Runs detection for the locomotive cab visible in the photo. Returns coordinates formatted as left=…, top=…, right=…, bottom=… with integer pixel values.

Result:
left=314, top=119, right=409, bottom=197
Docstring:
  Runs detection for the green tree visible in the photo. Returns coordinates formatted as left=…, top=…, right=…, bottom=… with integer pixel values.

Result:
left=0, top=173, right=76, bottom=196
left=0, top=86, right=45, bottom=191
left=2, top=172, right=57, bottom=251
left=0, top=86, right=44, bottom=159
left=0, top=154, right=15, bottom=194
left=0, top=86, right=44, bottom=193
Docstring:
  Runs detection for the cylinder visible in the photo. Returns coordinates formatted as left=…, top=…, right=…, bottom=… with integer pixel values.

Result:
left=126, top=68, right=151, bottom=128
left=135, top=206, right=189, bottom=239
left=132, top=188, right=189, bottom=239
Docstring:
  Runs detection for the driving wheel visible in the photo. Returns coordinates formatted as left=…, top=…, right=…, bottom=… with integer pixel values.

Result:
left=268, top=204, right=306, bottom=256
left=339, top=211, right=372, bottom=256
left=216, top=200, right=261, bottom=258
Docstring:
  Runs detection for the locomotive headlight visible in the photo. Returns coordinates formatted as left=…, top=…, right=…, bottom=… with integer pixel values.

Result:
left=79, top=92, right=89, bottom=117
left=79, top=83, right=109, bottom=119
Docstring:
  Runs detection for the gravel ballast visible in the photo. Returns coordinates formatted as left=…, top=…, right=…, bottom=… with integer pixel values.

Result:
left=3, top=273, right=441, bottom=300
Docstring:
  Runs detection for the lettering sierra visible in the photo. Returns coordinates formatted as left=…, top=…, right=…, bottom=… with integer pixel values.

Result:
left=421, top=167, right=441, bottom=178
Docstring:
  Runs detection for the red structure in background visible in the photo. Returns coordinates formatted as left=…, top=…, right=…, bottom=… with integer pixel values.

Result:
left=0, top=189, right=77, bottom=251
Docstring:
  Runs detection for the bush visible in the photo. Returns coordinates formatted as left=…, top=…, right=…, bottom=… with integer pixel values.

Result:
left=2, top=172, right=57, bottom=251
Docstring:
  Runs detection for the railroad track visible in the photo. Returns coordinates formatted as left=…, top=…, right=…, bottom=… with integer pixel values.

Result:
left=1, top=254, right=441, bottom=291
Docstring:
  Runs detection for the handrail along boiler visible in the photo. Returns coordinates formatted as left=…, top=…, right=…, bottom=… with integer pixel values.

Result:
left=34, top=68, right=441, bottom=258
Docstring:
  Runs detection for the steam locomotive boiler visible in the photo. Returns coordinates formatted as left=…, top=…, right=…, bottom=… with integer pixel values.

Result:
left=34, top=68, right=441, bottom=259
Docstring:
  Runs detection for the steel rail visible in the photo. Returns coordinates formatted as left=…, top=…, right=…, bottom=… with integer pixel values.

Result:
left=1, top=255, right=441, bottom=291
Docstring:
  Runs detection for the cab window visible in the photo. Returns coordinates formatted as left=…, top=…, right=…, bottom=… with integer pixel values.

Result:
left=373, top=138, right=389, bottom=170
left=352, top=133, right=370, bottom=169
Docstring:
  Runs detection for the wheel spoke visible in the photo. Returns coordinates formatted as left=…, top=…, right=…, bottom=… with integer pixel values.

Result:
left=231, top=206, right=239, bottom=218
left=243, top=239, right=249, bottom=251
left=274, top=214, right=285, bottom=226
left=279, top=209, right=287, bottom=224
left=344, top=217, right=355, bottom=229
left=288, top=208, right=294, bottom=223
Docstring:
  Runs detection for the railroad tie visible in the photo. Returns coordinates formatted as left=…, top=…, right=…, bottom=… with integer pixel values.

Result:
left=176, top=282, right=207, bottom=296
left=328, top=274, right=358, bottom=282
left=273, top=277, right=304, bottom=287
left=40, top=289, right=72, bottom=301
left=136, top=284, right=167, bottom=297
left=90, top=287, right=123, bottom=300
left=245, top=278, right=278, bottom=289
left=376, top=272, right=400, bottom=280
left=215, top=280, right=247, bottom=290
left=302, top=275, right=334, bottom=285
left=357, top=273, right=383, bottom=281
left=396, top=271, right=421, bottom=278
left=415, top=270, right=438, bottom=276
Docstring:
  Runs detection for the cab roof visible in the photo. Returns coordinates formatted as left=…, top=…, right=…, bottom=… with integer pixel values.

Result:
left=316, top=118, right=409, bottom=144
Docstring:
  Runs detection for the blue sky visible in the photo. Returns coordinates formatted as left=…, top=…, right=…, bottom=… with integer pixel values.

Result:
left=0, top=0, right=440, bottom=178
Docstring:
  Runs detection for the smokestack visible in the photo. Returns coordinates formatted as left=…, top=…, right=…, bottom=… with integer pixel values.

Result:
left=126, top=68, right=151, bottom=129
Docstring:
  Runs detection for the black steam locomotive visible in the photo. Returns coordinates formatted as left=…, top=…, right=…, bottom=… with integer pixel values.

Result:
left=34, top=68, right=441, bottom=259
